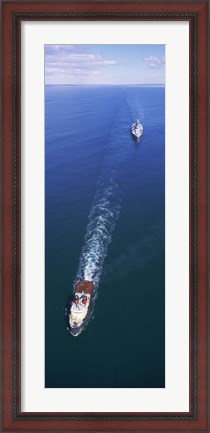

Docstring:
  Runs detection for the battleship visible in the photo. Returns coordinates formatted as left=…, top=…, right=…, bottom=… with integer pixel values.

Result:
left=131, top=119, right=143, bottom=142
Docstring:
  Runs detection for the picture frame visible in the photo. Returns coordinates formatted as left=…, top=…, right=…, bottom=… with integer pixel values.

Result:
left=1, top=0, right=208, bottom=432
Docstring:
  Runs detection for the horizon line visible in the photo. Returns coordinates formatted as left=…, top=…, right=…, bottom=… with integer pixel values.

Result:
left=45, top=83, right=165, bottom=87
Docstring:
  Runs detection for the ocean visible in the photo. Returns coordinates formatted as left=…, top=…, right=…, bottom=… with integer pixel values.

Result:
left=45, top=85, right=165, bottom=388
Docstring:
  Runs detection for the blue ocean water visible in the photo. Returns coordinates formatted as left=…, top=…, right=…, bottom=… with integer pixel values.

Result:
left=45, top=85, right=165, bottom=388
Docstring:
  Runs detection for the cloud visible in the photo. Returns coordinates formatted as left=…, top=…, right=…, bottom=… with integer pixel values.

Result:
left=55, top=53, right=116, bottom=66
left=45, top=44, right=75, bottom=54
left=45, top=45, right=117, bottom=79
left=144, top=56, right=165, bottom=69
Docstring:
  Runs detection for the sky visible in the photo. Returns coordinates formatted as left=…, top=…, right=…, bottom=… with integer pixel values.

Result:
left=45, top=44, right=165, bottom=85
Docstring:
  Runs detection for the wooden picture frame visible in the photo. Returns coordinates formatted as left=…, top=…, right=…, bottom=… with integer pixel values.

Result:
left=1, top=1, right=208, bottom=431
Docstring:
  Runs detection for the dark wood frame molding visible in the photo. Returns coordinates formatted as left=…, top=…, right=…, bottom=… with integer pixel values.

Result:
left=1, top=1, right=209, bottom=432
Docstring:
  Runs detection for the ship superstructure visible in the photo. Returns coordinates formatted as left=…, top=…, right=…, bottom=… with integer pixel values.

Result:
left=69, top=280, right=94, bottom=336
left=131, top=119, right=143, bottom=142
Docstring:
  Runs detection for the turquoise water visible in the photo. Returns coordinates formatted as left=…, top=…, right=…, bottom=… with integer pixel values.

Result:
left=45, top=85, right=165, bottom=388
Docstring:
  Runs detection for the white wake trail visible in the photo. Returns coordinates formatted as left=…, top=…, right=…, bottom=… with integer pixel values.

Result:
left=74, top=93, right=143, bottom=292
left=75, top=164, right=121, bottom=289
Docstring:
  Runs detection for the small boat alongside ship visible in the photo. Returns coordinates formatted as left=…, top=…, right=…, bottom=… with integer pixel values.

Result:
left=131, top=119, right=143, bottom=142
left=68, top=280, right=94, bottom=336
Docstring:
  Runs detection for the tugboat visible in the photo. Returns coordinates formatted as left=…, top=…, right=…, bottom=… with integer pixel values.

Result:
left=68, top=280, right=94, bottom=336
left=131, top=119, right=143, bottom=142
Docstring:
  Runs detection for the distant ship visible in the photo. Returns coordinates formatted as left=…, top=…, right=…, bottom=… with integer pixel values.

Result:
left=131, top=119, right=143, bottom=142
left=68, top=280, right=94, bottom=336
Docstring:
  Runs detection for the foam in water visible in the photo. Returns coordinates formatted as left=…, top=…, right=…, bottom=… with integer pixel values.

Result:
left=76, top=175, right=121, bottom=288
